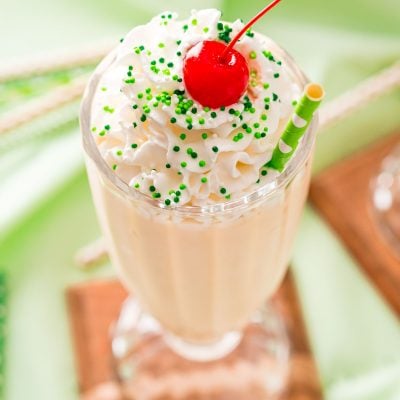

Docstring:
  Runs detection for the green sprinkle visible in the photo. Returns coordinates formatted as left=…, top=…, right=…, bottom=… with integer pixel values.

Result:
left=116, top=150, right=123, bottom=156
left=255, top=132, right=262, bottom=139
left=212, top=146, right=219, bottom=153
left=138, top=93, right=144, bottom=99
left=220, top=187, right=227, bottom=194
left=170, top=117, right=177, bottom=123
left=217, top=22, right=224, bottom=31
left=149, top=185, right=156, bottom=192
left=163, top=69, right=171, bottom=76
left=166, top=163, right=171, bottom=168
left=132, top=122, right=137, bottom=128
left=249, top=51, right=257, bottom=59
left=190, top=152, right=198, bottom=159
left=201, top=177, right=208, bottom=183
left=91, top=127, right=97, bottom=132
left=187, top=148, right=193, bottom=155
left=103, top=105, right=115, bottom=113
left=158, top=43, right=165, bottom=48
left=179, top=184, right=186, bottom=190
left=253, top=122, right=260, bottom=128
left=112, top=164, right=117, bottom=170
left=246, top=29, right=254, bottom=38
left=131, top=143, right=138, bottom=149
left=104, top=124, right=110, bottom=130
left=183, top=24, right=188, bottom=32
left=261, top=169, right=268, bottom=176
left=101, top=87, right=107, bottom=91
left=191, top=107, right=197, bottom=114
left=177, top=51, right=182, bottom=56
left=152, top=192, right=161, bottom=199
left=173, top=196, right=180, bottom=203
left=175, top=190, right=181, bottom=196
left=199, top=118, right=205, bottom=125
left=165, top=199, right=171, bottom=206
left=98, top=130, right=105, bottom=136
left=272, top=93, right=279, bottom=101
left=159, top=57, right=165, bottom=63
left=173, top=145, right=180, bottom=152
left=202, top=133, right=208, bottom=140
left=261, top=114, right=267, bottom=121
left=292, top=100, right=298, bottom=106
left=210, top=112, right=217, bottom=119
left=167, top=62, right=174, bottom=68
left=225, top=194, right=231, bottom=200
left=140, top=114, right=147, bottom=122
left=204, top=107, right=210, bottom=112
left=134, top=183, right=140, bottom=189
left=199, top=160, right=206, bottom=167
left=176, top=40, right=182, bottom=45
left=203, top=27, right=209, bottom=33
left=180, top=161, right=187, bottom=168
left=180, top=133, right=186, bottom=140
left=191, top=19, right=198, bottom=26
left=274, top=73, right=280, bottom=79
left=262, top=50, right=275, bottom=61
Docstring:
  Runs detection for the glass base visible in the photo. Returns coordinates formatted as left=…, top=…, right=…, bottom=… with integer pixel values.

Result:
left=111, top=298, right=290, bottom=399
left=371, top=143, right=400, bottom=258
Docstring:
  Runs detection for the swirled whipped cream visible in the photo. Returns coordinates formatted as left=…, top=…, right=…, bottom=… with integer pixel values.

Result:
left=90, top=9, right=301, bottom=206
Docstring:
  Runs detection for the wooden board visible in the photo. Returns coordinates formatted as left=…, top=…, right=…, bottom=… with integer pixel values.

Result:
left=66, top=272, right=322, bottom=399
left=310, top=133, right=400, bottom=315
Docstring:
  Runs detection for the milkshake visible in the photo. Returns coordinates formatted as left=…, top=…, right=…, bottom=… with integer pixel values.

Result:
left=82, top=9, right=318, bottom=345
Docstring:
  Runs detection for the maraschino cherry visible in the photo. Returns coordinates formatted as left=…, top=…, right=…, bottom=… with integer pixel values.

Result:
left=183, top=0, right=282, bottom=109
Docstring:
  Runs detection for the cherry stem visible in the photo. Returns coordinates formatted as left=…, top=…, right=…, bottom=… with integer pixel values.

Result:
left=221, top=0, right=282, bottom=61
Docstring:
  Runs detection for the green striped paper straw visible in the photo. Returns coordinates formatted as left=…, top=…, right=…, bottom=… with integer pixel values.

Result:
left=267, top=83, right=325, bottom=172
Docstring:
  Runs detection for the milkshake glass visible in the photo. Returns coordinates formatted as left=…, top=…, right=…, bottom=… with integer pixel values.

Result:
left=81, top=9, right=318, bottom=397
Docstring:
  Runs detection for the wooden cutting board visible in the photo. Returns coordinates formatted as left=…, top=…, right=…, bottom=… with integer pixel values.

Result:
left=310, top=132, right=400, bottom=316
left=66, top=272, right=322, bottom=399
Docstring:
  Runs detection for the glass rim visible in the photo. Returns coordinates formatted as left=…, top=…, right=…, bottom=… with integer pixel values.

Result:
left=81, top=42, right=318, bottom=217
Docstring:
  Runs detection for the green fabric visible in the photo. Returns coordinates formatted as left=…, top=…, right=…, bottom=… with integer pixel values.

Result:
left=0, top=0, right=400, bottom=399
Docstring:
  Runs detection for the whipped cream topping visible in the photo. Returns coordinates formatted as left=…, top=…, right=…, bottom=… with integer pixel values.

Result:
left=90, top=9, right=301, bottom=206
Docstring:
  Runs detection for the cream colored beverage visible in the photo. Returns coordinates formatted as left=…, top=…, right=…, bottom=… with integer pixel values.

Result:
left=82, top=9, right=316, bottom=343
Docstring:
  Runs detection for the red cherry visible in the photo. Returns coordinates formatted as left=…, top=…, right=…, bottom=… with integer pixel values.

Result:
left=183, top=40, right=249, bottom=109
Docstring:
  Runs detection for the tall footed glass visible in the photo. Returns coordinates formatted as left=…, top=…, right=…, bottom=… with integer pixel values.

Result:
left=81, top=47, right=318, bottom=398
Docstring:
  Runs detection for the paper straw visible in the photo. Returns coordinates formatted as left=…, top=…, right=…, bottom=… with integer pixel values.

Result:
left=267, top=83, right=325, bottom=172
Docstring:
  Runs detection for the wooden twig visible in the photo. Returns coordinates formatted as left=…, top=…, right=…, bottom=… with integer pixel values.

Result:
left=319, top=61, right=400, bottom=130
left=74, top=238, right=108, bottom=270
left=0, top=75, right=88, bottom=135
left=0, top=41, right=113, bottom=83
